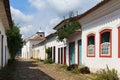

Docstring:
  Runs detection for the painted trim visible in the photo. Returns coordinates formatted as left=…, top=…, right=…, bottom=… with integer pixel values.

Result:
left=64, top=47, right=66, bottom=65
left=1, top=35, right=4, bottom=68
left=118, top=27, right=120, bottom=58
left=69, top=41, right=75, bottom=65
left=99, top=27, right=113, bottom=32
left=86, top=33, right=96, bottom=57
left=61, top=47, right=63, bottom=64
left=99, top=29, right=112, bottom=58
left=53, top=46, right=55, bottom=63
left=58, top=48, right=60, bottom=64
left=78, top=40, right=81, bottom=65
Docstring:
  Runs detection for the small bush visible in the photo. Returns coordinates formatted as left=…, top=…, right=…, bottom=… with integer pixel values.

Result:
left=94, top=66, right=119, bottom=80
left=80, top=66, right=90, bottom=74
left=44, top=58, right=53, bottom=64
left=67, top=64, right=78, bottom=71
left=59, top=65, right=68, bottom=71
left=71, top=67, right=79, bottom=74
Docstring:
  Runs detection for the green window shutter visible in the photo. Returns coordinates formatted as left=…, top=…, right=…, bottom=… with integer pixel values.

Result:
left=88, top=36, right=94, bottom=45
left=102, top=32, right=110, bottom=43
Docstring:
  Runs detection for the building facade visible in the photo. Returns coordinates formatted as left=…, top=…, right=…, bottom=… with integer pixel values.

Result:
left=22, top=30, right=45, bottom=59
left=0, top=0, right=12, bottom=68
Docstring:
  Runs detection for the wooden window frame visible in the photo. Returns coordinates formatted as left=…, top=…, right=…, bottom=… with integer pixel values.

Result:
left=87, top=34, right=95, bottom=57
left=99, top=29, right=112, bottom=58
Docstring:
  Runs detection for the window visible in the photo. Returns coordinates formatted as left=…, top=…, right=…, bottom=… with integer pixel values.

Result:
left=40, top=35, right=42, bottom=37
left=100, top=29, right=112, bottom=57
left=87, top=34, right=95, bottom=57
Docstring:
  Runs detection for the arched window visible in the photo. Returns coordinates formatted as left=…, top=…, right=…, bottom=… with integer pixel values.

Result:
left=87, top=34, right=95, bottom=57
left=100, top=29, right=112, bottom=57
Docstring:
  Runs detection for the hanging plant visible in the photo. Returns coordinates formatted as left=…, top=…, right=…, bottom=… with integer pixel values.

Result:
left=56, top=21, right=81, bottom=42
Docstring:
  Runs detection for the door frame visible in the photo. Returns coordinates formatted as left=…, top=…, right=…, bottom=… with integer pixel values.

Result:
left=58, top=48, right=60, bottom=64
left=64, top=47, right=66, bottom=65
left=69, top=41, right=75, bottom=65
left=78, top=39, right=82, bottom=65
left=61, top=47, right=63, bottom=64
left=1, top=35, right=3, bottom=68
left=53, top=46, right=55, bottom=63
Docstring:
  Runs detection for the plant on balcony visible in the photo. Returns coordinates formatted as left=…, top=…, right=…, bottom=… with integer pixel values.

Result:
left=56, top=21, right=81, bottom=42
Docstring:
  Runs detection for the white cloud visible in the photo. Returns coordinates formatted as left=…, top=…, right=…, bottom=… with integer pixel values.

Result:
left=28, top=0, right=102, bottom=15
left=50, top=17, right=61, bottom=26
left=28, top=0, right=46, bottom=10
left=10, top=6, right=33, bottom=24
left=20, top=25, right=35, bottom=38
left=11, top=0, right=102, bottom=38
left=47, top=0, right=81, bottom=14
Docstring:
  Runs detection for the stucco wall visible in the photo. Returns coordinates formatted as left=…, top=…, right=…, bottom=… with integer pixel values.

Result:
left=0, top=18, right=10, bottom=68
left=82, top=8, right=120, bottom=72
left=22, top=40, right=41, bottom=59
left=67, top=32, right=81, bottom=65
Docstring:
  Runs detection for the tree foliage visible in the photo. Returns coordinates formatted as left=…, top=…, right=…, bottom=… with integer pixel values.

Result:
left=6, top=22, right=23, bottom=60
left=44, top=47, right=53, bottom=64
left=56, top=21, right=81, bottom=42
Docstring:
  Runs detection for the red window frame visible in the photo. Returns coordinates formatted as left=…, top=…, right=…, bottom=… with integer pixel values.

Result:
left=87, top=33, right=95, bottom=57
left=99, top=29, right=112, bottom=58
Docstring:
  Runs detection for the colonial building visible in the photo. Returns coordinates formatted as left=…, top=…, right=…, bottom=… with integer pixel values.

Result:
left=22, top=30, right=45, bottom=59
left=32, top=33, right=66, bottom=64
left=54, top=0, right=120, bottom=73
left=22, top=0, right=120, bottom=73
left=0, top=0, right=12, bottom=68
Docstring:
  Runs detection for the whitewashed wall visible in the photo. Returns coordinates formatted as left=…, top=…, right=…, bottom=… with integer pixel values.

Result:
left=81, top=8, right=120, bottom=73
left=22, top=40, right=40, bottom=59
left=67, top=32, right=81, bottom=65
left=32, top=43, right=46, bottom=60
left=0, top=19, right=10, bottom=68
left=46, top=36, right=59, bottom=63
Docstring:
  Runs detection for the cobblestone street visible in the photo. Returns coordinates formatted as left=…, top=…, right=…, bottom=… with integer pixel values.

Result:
left=10, top=59, right=92, bottom=80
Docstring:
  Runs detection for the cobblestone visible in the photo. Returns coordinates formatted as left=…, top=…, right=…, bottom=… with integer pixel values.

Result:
left=12, top=59, right=92, bottom=80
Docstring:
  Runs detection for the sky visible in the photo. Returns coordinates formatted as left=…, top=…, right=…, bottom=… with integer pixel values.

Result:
left=9, top=0, right=102, bottom=39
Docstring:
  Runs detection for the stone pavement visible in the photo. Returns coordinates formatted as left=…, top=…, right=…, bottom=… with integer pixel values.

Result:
left=12, top=59, right=91, bottom=80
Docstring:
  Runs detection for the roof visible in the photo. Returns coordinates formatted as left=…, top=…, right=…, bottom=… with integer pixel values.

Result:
left=3, top=0, right=12, bottom=28
left=26, top=34, right=45, bottom=42
left=0, top=0, right=12, bottom=29
left=32, top=33, right=56, bottom=48
left=53, top=0, right=110, bottom=30
left=45, top=33, right=56, bottom=39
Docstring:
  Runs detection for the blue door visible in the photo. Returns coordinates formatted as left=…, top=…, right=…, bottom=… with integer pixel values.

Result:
left=79, top=40, right=82, bottom=65
left=69, top=42, right=75, bottom=65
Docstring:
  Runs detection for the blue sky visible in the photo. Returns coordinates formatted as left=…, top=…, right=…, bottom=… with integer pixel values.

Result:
left=10, top=0, right=102, bottom=38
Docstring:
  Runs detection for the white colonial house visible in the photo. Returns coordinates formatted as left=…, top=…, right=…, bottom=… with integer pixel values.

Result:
left=23, top=0, right=120, bottom=74
left=32, top=33, right=67, bottom=64
left=22, top=30, right=45, bottom=59
left=0, top=0, right=12, bottom=68
left=53, top=0, right=120, bottom=73
left=79, top=0, right=120, bottom=73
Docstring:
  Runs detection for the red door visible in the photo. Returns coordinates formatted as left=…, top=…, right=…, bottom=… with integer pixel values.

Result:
left=58, top=48, right=60, bottom=64
left=64, top=47, right=66, bottom=65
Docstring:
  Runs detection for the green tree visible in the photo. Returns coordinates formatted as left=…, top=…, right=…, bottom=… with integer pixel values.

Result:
left=6, top=22, right=23, bottom=61
left=56, top=21, right=81, bottom=42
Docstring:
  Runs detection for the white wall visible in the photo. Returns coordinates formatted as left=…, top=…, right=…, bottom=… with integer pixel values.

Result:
left=32, top=43, right=46, bottom=60
left=0, top=19, right=10, bottom=68
left=46, top=36, right=59, bottom=63
left=22, top=40, right=40, bottom=59
left=81, top=8, right=120, bottom=73
left=67, top=32, right=81, bottom=65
